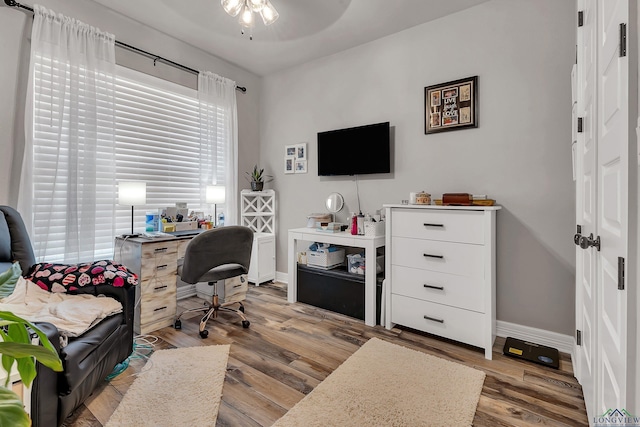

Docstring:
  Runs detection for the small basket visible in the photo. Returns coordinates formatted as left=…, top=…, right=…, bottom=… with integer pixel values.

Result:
left=364, top=221, right=385, bottom=236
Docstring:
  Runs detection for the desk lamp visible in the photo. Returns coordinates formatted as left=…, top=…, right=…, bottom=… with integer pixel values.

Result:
left=206, top=185, right=226, bottom=227
left=118, top=181, right=146, bottom=237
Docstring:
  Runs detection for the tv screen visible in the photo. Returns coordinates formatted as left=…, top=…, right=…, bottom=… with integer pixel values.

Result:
left=317, top=122, right=390, bottom=176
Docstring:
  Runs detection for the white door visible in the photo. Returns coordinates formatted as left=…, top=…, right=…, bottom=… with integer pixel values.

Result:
left=576, top=0, right=598, bottom=414
left=596, top=0, right=628, bottom=413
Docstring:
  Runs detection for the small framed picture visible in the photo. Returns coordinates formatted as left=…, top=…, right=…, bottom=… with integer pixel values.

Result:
left=294, top=159, right=307, bottom=174
left=285, top=144, right=296, bottom=157
left=284, top=156, right=295, bottom=174
left=295, top=143, right=307, bottom=160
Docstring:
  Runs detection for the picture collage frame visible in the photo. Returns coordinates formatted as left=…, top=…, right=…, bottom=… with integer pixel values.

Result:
left=424, top=76, right=478, bottom=134
left=284, top=143, right=307, bottom=174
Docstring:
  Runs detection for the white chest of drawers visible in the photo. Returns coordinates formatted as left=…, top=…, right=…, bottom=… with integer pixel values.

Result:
left=384, top=204, right=500, bottom=359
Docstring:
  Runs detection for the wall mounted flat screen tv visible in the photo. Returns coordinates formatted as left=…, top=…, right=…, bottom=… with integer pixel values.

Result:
left=317, top=122, right=390, bottom=176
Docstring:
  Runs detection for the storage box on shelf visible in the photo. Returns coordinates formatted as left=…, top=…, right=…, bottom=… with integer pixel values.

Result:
left=307, top=247, right=345, bottom=269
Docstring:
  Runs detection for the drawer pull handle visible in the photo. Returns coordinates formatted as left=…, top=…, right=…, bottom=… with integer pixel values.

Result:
left=154, top=285, right=168, bottom=291
left=423, top=315, right=444, bottom=324
left=154, top=248, right=168, bottom=253
left=156, top=264, right=168, bottom=270
left=154, top=306, right=167, bottom=312
left=423, top=284, right=444, bottom=290
left=423, top=253, right=444, bottom=259
left=423, top=223, right=444, bottom=227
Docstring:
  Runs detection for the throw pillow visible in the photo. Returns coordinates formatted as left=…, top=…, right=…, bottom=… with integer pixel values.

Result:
left=0, top=262, right=21, bottom=298
left=26, top=260, right=138, bottom=293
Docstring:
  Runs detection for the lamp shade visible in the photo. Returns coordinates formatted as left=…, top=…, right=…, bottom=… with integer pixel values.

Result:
left=206, top=185, right=226, bottom=204
left=118, top=182, right=147, bottom=206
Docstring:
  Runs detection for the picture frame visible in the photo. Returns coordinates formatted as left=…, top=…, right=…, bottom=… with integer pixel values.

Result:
left=295, top=143, right=307, bottom=160
left=285, top=144, right=297, bottom=157
left=424, top=76, right=478, bottom=134
left=294, top=159, right=307, bottom=174
left=284, top=156, right=295, bottom=174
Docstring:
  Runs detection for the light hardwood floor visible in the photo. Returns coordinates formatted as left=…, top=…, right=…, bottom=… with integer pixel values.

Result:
left=62, top=282, right=588, bottom=426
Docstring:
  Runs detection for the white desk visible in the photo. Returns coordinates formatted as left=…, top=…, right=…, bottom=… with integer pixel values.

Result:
left=287, top=227, right=385, bottom=326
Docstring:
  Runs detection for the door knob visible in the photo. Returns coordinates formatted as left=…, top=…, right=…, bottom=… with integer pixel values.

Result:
left=574, top=233, right=582, bottom=246
left=579, top=233, right=601, bottom=251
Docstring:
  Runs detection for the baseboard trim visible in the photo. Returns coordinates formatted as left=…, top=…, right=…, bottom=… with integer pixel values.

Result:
left=496, top=320, right=574, bottom=355
left=276, top=271, right=288, bottom=284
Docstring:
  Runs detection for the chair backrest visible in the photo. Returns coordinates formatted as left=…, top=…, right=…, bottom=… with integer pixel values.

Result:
left=0, top=206, right=36, bottom=274
left=179, top=226, right=254, bottom=284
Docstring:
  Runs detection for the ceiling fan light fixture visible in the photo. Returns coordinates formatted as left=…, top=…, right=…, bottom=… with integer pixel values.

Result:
left=249, top=0, right=266, bottom=12
left=238, top=1, right=255, bottom=28
left=259, top=0, right=279, bottom=26
left=221, top=0, right=243, bottom=17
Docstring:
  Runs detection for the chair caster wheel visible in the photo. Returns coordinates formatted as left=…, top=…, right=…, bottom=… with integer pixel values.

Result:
left=242, top=320, right=250, bottom=328
left=239, top=305, right=245, bottom=313
left=174, top=319, right=182, bottom=329
left=199, top=330, right=209, bottom=338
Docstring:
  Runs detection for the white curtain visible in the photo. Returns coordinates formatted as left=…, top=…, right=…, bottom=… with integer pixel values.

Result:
left=198, top=71, right=239, bottom=225
left=19, top=5, right=116, bottom=263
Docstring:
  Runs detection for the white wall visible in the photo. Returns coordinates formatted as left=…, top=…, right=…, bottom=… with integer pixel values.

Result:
left=261, top=0, right=576, bottom=335
left=0, top=0, right=262, bottom=218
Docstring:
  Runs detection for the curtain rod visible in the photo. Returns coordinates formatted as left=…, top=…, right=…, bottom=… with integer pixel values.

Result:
left=3, top=0, right=247, bottom=93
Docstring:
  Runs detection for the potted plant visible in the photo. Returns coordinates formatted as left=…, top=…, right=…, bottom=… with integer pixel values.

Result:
left=245, top=165, right=272, bottom=191
left=0, top=311, right=63, bottom=426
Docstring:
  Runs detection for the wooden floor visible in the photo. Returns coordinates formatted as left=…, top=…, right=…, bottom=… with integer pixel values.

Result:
left=62, top=282, right=588, bottom=427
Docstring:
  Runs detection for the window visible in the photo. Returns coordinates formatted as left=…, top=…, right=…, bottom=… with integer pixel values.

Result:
left=30, top=64, right=227, bottom=262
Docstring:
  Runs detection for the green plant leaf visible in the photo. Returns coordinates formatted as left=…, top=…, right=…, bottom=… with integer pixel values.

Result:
left=0, top=343, right=62, bottom=372
left=0, top=311, right=58, bottom=355
left=0, top=387, right=30, bottom=427
left=1, top=353, right=14, bottom=388
left=16, top=356, right=36, bottom=388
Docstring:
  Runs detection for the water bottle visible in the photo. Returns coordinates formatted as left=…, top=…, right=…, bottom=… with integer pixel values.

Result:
left=217, top=212, right=225, bottom=227
left=350, top=213, right=358, bottom=235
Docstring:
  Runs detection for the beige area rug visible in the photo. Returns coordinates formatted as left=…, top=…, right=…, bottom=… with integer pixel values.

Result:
left=106, top=345, right=230, bottom=427
left=274, top=337, right=485, bottom=427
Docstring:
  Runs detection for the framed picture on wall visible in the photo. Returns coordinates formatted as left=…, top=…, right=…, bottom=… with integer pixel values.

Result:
left=424, top=76, right=478, bottom=134
left=284, top=156, right=295, bottom=174
left=285, top=144, right=297, bottom=157
left=294, top=159, right=307, bottom=174
left=295, top=143, right=307, bottom=160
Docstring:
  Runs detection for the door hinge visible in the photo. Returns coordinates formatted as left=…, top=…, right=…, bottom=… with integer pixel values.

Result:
left=620, top=23, right=627, bottom=57
left=577, top=329, right=582, bottom=346
left=618, top=257, right=625, bottom=290
left=578, top=11, right=584, bottom=27
left=577, top=117, right=583, bottom=133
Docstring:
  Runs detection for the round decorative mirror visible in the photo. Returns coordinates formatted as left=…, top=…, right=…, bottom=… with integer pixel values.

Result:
left=326, top=192, right=344, bottom=213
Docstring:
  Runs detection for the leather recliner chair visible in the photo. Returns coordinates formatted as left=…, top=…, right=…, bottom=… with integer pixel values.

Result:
left=0, top=205, right=135, bottom=427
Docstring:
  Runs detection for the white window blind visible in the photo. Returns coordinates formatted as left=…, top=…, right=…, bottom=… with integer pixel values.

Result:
left=31, top=64, right=227, bottom=263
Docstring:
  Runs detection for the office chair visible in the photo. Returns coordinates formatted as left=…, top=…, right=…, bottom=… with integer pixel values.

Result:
left=173, top=226, right=254, bottom=338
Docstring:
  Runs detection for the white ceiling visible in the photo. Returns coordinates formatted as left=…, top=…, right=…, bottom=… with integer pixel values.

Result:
left=91, top=0, right=489, bottom=76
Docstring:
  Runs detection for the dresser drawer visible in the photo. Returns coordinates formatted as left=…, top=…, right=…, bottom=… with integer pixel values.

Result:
left=391, top=265, right=485, bottom=313
left=140, top=242, right=178, bottom=278
left=140, top=274, right=176, bottom=297
left=391, top=209, right=484, bottom=244
left=391, top=294, right=484, bottom=348
left=177, top=239, right=190, bottom=260
left=224, top=275, right=248, bottom=303
left=139, top=286, right=177, bottom=327
left=391, top=236, right=484, bottom=278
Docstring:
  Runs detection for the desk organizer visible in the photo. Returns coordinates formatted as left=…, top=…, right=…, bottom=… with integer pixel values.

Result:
left=364, top=221, right=385, bottom=236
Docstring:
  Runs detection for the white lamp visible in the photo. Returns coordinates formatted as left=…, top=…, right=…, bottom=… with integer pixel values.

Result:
left=206, top=185, right=226, bottom=227
left=118, top=181, right=147, bottom=237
